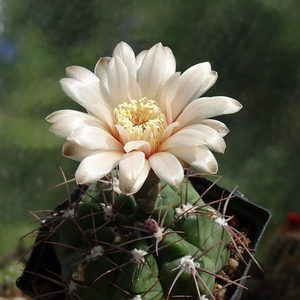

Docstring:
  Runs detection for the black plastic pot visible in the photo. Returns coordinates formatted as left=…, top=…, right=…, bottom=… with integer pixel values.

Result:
left=17, top=178, right=271, bottom=300
left=189, top=176, right=271, bottom=300
left=16, top=185, right=88, bottom=299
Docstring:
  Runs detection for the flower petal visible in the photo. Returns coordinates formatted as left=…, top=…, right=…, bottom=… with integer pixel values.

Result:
left=94, top=57, right=111, bottom=87
left=119, top=152, right=151, bottom=194
left=67, top=126, right=123, bottom=151
left=175, top=96, right=243, bottom=130
left=149, top=152, right=184, bottom=187
left=197, top=71, right=218, bottom=96
left=46, top=110, right=105, bottom=139
left=159, top=129, right=206, bottom=151
left=183, top=124, right=226, bottom=153
left=115, top=124, right=131, bottom=145
left=112, top=41, right=136, bottom=79
left=136, top=49, right=147, bottom=70
left=75, top=150, right=123, bottom=184
left=199, top=119, right=229, bottom=137
left=137, top=43, right=167, bottom=100
left=62, top=141, right=96, bottom=161
left=161, top=122, right=180, bottom=143
left=168, top=146, right=218, bottom=174
left=107, top=56, right=130, bottom=106
left=66, top=66, right=102, bottom=95
left=128, top=76, right=142, bottom=101
left=162, top=46, right=176, bottom=82
left=46, top=109, right=100, bottom=124
left=171, top=62, right=212, bottom=118
left=160, top=72, right=180, bottom=123
left=123, top=141, right=151, bottom=157
left=60, top=78, right=114, bottom=129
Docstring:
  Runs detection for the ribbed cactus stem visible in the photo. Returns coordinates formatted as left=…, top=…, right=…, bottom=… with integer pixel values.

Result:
left=134, top=171, right=160, bottom=214
left=21, top=175, right=253, bottom=300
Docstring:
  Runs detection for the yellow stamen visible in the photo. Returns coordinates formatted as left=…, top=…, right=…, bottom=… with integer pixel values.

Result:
left=114, top=97, right=167, bottom=153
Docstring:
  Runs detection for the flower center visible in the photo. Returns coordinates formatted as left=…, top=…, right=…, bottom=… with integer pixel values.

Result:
left=114, top=97, right=167, bottom=153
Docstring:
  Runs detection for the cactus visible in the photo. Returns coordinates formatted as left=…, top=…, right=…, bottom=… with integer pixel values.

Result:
left=22, top=173, right=253, bottom=300
left=17, top=42, right=252, bottom=300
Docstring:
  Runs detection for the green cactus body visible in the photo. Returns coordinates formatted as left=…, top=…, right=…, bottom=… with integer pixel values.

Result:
left=47, top=178, right=231, bottom=300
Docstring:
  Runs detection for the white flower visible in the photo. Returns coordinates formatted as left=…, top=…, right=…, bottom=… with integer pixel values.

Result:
left=46, top=42, right=242, bottom=194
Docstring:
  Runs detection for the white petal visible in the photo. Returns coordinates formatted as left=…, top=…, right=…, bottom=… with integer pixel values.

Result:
left=199, top=119, right=229, bottom=137
left=67, top=126, right=123, bottom=150
left=66, top=66, right=102, bottom=95
left=175, top=96, right=243, bottom=130
left=115, top=124, right=130, bottom=145
left=46, top=110, right=105, bottom=139
left=154, top=46, right=177, bottom=101
left=183, top=124, right=226, bottom=153
left=94, top=57, right=111, bottom=87
left=60, top=78, right=114, bottom=129
left=159, top=129, right=206, bottom=151
left=137, top=43, right=166, bottom=100
left=171, top=62, right=212, bottom=118
left=161, top=122, right=180, bottom=143
left=127, top=76, right=142, bottom=101
left=112, top=42, right=136, bottom=79
left=119, top=152, right=151, bottom=194
left=162, top=46, right=176, bottom=82
left=197, top=71, right=218, bottom=97
left=62, top=141, right=96, bottom=161
left=123, top=141, right=151, bottom=157
left=46, top=109, right=100, bottom=124
left=168, top=146, right=218, bottom=174
left=75, top=151, right=123, bottom=184
left=136, top=49, right=147, bottom=70
left=160, top=72, right=180, bottom=123
left=107, top=56, right=130, bottom=106
left=149, top=152, right=184, bottom=187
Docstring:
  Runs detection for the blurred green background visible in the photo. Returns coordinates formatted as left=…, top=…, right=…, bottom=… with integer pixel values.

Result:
left=0, top=0, right=300, bottom=268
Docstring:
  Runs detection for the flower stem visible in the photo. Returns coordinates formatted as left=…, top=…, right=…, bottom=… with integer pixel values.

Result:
left=134, top=170, right=160, bottom=214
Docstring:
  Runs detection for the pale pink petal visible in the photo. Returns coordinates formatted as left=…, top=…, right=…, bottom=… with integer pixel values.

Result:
left=137, top=43, right=167, bottom=100
left=197, top=71, right=218, bottom=97
left=171, top=62, right=212, bottom=118
left=75, top=150, right=123, bottom=184
left=46, top=109, right=101, bottom=124
left=119, top=152, right=151, bottom=194
left=162, top=46, right=176, bottom=82
left=67, top=126, right=123, bottom=151
left=62, top=141, right=96, bottom=161
left=94, top=57, right=111, bottom=87
left=60, top=78, right=114, bottom=129
left=154, top=47, right=177, bottom=101
left=149, top=152, right=184, bottom=187
left=136, top=49, right=147, bottom=70
left=46, top=110, right=105, bottom=139
left=66, top=66, right=102, bottom=95
left=127, top=76, right=142, bottom=101
left=161, top=122, right=180, bottom=143
left=175, top=96, right=243, bottom=130
left=107, top=56, right=130, bottom=106
left=183, top=124, right=226, bottom=153
left=159, top=129, right=206, bottom=151
left=112, top=42, right=136, bottom=79
left=123, top=141, right=151, bottom=157
left=159, top=72, right=180, bottom=122
left=199, top=119, right=229, bottom=137
left=168, top=146, right=218, bottom=174
left=115, top=124, right=131, bottom=145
